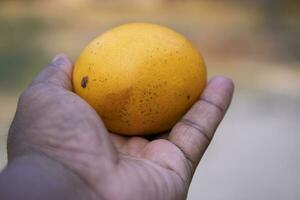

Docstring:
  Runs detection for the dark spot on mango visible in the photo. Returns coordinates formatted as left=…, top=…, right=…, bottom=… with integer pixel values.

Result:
left=101, top=87, right=132, bottom=120
left=81, top=76, right=89, bottom=88
left=187, top=95, right=190, bottom=100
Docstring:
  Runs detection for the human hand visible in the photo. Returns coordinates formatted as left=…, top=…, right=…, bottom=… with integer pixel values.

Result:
left=3, top=54, right=234, bottom=200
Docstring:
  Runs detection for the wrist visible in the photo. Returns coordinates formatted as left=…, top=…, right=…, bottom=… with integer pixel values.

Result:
left=0, top=153, right=95, bottom=200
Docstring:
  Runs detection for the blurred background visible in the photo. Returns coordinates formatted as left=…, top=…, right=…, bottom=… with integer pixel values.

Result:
left=0, top=0, right=299, bottom=199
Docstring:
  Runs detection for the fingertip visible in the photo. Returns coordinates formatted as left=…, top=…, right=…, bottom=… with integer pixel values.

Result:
left=208, top=76, right=234, bottom=89
left=52, top=53, right=71, bottom=66
left=51, top=53, right=73, bottom=77
left=30, top=54, right=73, bottom=90
left=207, top=76, right=234, bottom=95
left=200, top=76, right=234, bottom=112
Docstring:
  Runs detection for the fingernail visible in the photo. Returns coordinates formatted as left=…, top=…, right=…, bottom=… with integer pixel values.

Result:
left=52, top=54, right=67, bottom=67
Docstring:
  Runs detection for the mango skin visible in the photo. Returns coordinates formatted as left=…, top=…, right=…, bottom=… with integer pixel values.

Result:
left=73, top=23, right=206, bottom=135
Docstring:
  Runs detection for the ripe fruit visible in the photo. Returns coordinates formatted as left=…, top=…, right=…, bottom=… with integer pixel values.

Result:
left=73, top=23, right=206, bottom=135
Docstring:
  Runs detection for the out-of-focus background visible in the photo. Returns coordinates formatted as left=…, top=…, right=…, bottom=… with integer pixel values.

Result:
left=0, top=0, right=299, bottom=199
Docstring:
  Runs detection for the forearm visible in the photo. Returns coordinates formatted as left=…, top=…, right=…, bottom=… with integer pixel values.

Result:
left=0, top=153, right=92, bottom=200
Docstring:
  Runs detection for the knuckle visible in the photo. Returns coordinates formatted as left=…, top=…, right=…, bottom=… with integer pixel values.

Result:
left=200, top=97, right=225, bottom=113
left=180, top=118, right=211, bottom=141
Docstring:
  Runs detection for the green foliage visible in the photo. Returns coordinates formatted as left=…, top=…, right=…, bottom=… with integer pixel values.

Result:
left=0, top=17, right=47, bottom=92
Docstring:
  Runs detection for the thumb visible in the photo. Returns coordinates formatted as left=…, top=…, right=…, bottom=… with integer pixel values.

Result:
left=31, top=54, right=73, bottom=90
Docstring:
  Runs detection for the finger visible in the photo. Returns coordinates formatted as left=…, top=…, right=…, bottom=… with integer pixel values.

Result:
left=31, top=54, right=73, bottom=90
left=169, top=76, right=234, bottom=171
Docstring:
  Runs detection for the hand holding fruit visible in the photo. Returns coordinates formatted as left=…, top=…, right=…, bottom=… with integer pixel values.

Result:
left=1, top=24, right=234, bottom=200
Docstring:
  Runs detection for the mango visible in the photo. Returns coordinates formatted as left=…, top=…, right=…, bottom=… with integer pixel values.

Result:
left=73, top=23, right=206, bottom=135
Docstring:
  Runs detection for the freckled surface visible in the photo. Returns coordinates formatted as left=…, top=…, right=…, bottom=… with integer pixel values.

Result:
left=101, top=88, right=132, bottom=121
left=73, top=23, right=206, bottom=135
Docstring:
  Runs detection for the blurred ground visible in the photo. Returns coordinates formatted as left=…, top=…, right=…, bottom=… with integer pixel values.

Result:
left=0, top=0, right=300, bottom=199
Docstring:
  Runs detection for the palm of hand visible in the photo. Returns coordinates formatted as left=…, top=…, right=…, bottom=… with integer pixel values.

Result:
left=8, top=55, right=233, bottom=200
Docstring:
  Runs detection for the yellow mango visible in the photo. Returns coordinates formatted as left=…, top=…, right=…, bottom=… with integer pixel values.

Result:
left=73, top=23, right=206, bottom=135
